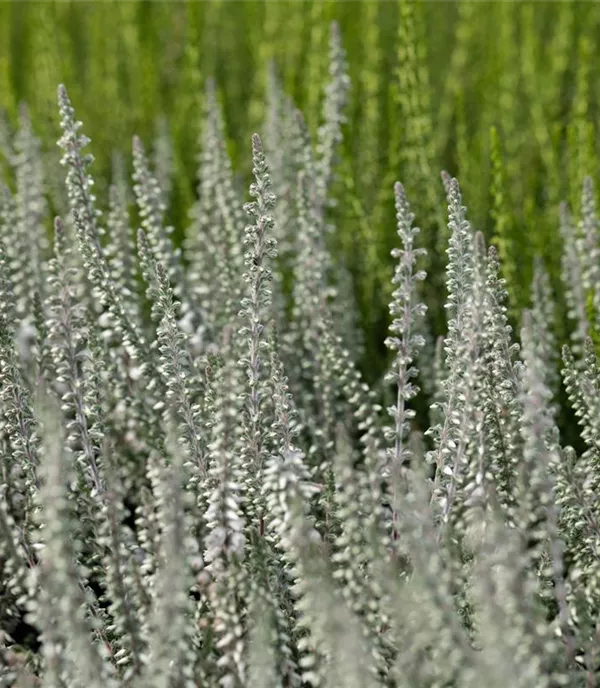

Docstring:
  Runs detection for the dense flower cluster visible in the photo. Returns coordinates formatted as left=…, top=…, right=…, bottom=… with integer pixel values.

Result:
left=1, top=21, right=600, bottom=688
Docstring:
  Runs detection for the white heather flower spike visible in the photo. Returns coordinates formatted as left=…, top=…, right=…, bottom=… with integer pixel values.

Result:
left=519, top=311, right=575, bottom=663
left=35, top=394, right=116, bottom=688
left=384, top=181, right=427, bottom=536
left=142, top=427, right=197, bottom=688
left=57, top=84, right=102, bottom=246
left=204, top=360, right=247, bottom=686
left=132, top=134, right=199, bottom=335
left=427, top=175, right=474, bottom=509
left=144, top=245, right=206, bottom=474
left=47, top=215, right=104, bottom=494
left=239, top=132, right=278, bottom=529
left=12, top=103, right=48, bottom=317
left=315, top=21, right=350, bottom=213
left=105, top=181, right=142, bottom=327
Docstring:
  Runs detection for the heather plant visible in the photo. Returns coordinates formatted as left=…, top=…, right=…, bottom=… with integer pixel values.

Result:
left=4, top=1, right=600, bottom=373
left=2, top=16, right=600, bottom=688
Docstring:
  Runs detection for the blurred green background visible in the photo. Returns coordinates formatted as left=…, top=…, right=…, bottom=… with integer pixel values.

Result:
left=1, top=0, right=599, bottom=370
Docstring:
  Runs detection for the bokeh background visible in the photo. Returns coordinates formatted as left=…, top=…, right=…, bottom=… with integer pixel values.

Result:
left=1, top=0, right=599, bottom=379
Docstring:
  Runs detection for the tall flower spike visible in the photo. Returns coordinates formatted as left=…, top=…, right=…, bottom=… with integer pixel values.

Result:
left=315, top=21, right=350, bottom=213
left=427, top=177, right=474, bottom=502
left=384, top=182, right=427, bottom=534
left=470, top=511, right=555, bottom=687
left=204, top=360, right=247, bottom=687
left=331, top=427, right=395, bottom=680
left=518, top=311, right=574, bottom=664
left=139, top=234, right=206, bottom=475
left=518, top=312, right=559, bottom=542
left=13, top=104, right=49, bottom=317
left=479, top=244, right=522, bottom=512
left=268, top=329, right=301, bottom=456
left=140, top=426, right=198, bottom=688
left=263, top=65, right=298, bottom=264
left=0, top=236, right=39, bottom=526
left=58, top=86, right=143, bottom=358
left=105, top=180, right=142, bottom=328
left=239, top=133, right=278, bottom=526
left=57, top=84, right=102, bottom=246
left=72, top=209, right=165, bottom=469
left=292, top=169, right=330, bottom=330
left=263, top=444, right=371, bottom=687
left=186, top=87, right=229, bottom=335
left=442, top=177, right=475, bottom=371
left=33, top=394, right=115, bottom=688
left=97, top=439, right=147, bottom=679
left=390, top=465, right=476, bottom=686
left=47, top=216, right=103, bottom=493
left=439, top=231, right=487, bottom=530
left=202, top=81, right=247, bottom=320
left=71, top=208, right=148, bottom=365
left=132, top=135, right=196, bottom=334
left=557, top=349, right=600, bottom=670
